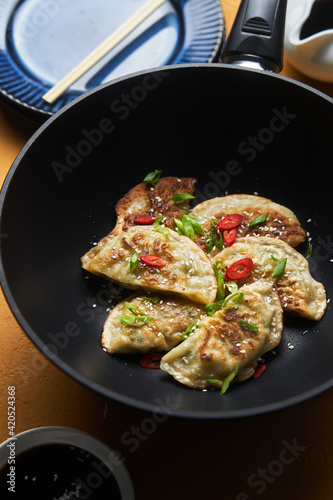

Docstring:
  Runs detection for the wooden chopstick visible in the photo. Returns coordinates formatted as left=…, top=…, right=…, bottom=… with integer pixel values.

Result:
left=42, top=0, right=167, bottom=104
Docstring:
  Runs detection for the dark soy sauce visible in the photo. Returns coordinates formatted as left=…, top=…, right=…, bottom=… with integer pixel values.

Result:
left=0, top=443, right=122, bottom=499
left=300, top=0, right=333, bottom=39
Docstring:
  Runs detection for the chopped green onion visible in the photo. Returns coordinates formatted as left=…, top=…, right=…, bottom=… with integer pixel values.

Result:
left=125, top=302, right=145, bottom=316
left=240, top=319, right=259, bottom=333
left=206, top=221, right=224, bottom=251
left=306, top=234, right=313, bottom=258
left=206, top=368, right=239, bottom=394
left=182, top=324, right=198, bottom=340
left=225, top=281, right=239, bottom=294
left=249, top=213, right=269, bottom=227
left=143, top=170, right=162, bottom=185
left=204, top=291, right=244, bottom=316
left=140, top=296, right=159, bottom=304
left=173, top=217, right=184, bottom=234
left=173, top=215, right=203, bottom=240
left=119, top=302, right=154, bottom=327
left=182, top=215, right=195, bottom=240
left=153, top=215, right=169, bottom=236
left=205, top=234, right=213, bottom=252
left=130, top=251, right=138, bottom=272
left=118, top=314, right=135, bottom=326
left=203, top=301, right=223, bottom=316
left=272, top=257, right=287, bottom=279
left=213, top=261, right=226, bottom=300
left=221, top=292, right=244, bottom=310
left=221, top=366, right=238, bottom=395
left=211, top=221, right=224, bottom=250
left=186, top=215, right=204, bottom=235
left=206, top=378, right=220, bottom=385
left=172, top=193, right=195, bottom=203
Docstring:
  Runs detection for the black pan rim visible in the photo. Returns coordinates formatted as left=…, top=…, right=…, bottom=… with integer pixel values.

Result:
left=1, top=62, right=333, bottom=419
left=1, top=275, right=333, bottom=420
left=1, top=61, right=333, bottom=199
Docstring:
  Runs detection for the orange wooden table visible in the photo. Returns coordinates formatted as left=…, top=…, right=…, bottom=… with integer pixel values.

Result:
left=1, top=2, right=333, bottom=498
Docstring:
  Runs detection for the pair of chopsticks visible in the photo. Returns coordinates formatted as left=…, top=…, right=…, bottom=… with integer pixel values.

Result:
left=42, top=0, right=167, bottom=104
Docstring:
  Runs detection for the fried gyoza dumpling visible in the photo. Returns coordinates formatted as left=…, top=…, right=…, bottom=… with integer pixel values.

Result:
left=189, top=194, right=305, bottom=255
left=160, top=280, right=283, bottom=390
left=81, top=176, right=197, bottom=268
left=213, top=236, right=326, bottom=321
left=82, top=226, right=217, bottom=304
left=102, top=293, right=204, bottom=354
left=113, top=176, right=197, bottom=234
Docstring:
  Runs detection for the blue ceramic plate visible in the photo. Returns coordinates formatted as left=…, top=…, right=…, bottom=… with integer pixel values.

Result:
left=0, top=0, right=224, bottom=120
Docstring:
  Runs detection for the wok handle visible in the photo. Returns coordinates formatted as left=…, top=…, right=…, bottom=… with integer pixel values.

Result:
left=220, top=0, right=287, bottom=73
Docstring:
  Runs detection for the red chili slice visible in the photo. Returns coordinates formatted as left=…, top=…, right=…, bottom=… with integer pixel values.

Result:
left=139, top=255, right=166, bottom=267
left=134, top=215, right=157, bottom=225
left=216, top=214, right=243, bottom=231
left=140, top=352, right=164, bottom=369
left=224, top=257, right=253, bottom=281
left=253, top=363, right=267, bottom=379
left=223, top=228, right=237, bottom=246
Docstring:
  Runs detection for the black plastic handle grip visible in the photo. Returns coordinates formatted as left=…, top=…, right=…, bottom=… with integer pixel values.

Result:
left=220, top=0, right=288, bottom=73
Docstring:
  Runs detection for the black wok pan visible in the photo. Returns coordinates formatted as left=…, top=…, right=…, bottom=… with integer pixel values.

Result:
left=0, top=0, right=332, bottom=418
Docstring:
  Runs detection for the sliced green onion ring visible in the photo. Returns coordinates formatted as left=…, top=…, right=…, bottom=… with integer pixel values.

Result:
left=119, top=314, right=135, bottom=326
left=119, top=302, right=154, bottom=327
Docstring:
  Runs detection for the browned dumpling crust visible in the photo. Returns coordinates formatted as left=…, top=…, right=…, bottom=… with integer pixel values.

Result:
left=160, top=280, right=283, bottom=390
left=114, top=176, right=197, bottom=234
left=189, top=194, right=305, bottom=256
left=213, top=236, right=327, bottom=321
left=102, top=293, right=204, bottom=354
left=82, top=226, right=217, bottom=304
left=81, top=176, right=197, bottom=268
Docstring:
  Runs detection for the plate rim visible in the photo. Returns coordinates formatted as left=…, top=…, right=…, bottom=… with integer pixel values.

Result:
left=0, top=0, right=225, bottom=120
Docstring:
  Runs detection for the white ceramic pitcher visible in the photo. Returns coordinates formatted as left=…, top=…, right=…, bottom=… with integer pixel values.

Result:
left=284, top=0, right=333, bottom=82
